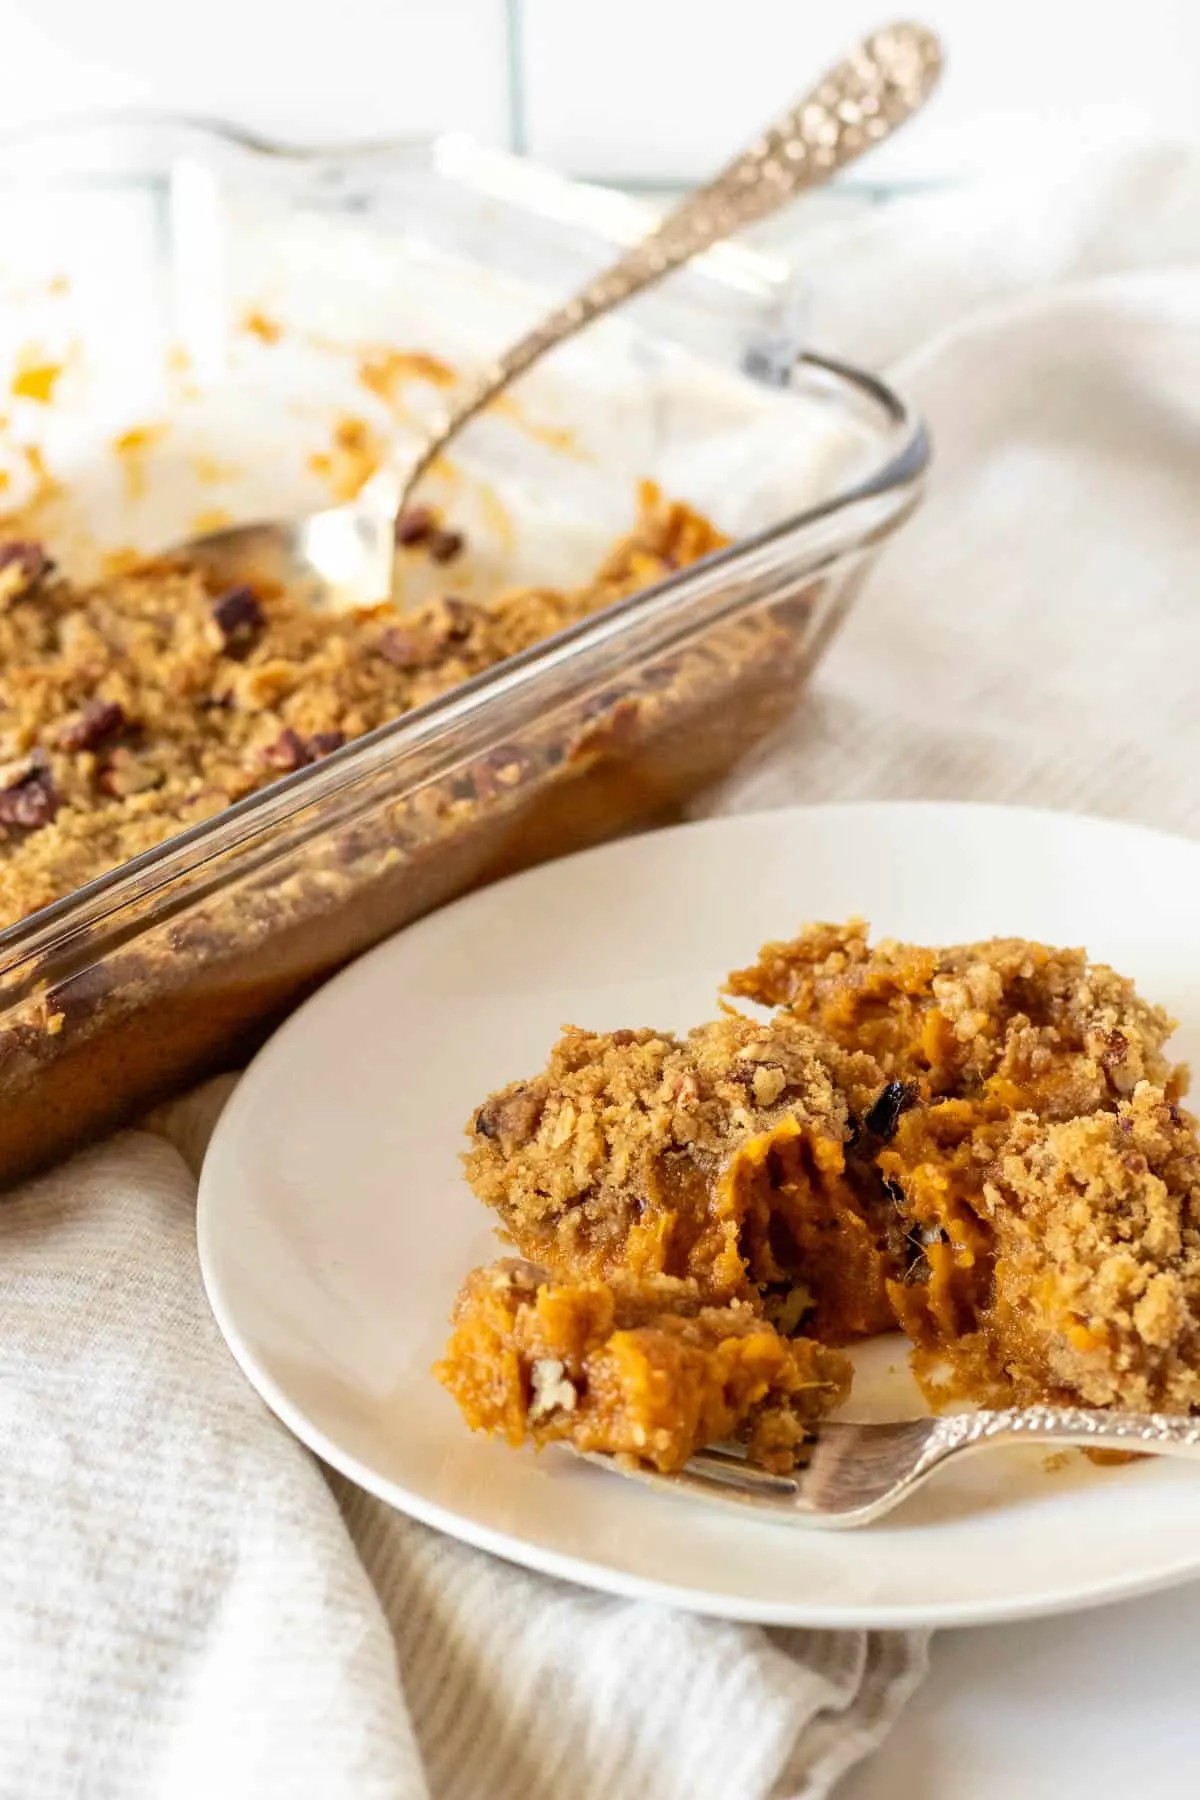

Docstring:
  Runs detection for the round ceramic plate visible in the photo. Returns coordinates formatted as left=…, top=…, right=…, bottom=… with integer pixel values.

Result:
left=198, top=802, right=1200, bottom=1628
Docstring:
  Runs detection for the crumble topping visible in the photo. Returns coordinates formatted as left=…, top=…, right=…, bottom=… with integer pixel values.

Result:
left=0, top=486, right=726, bottom=928
left=441, top=920, right=1200, bottom=1471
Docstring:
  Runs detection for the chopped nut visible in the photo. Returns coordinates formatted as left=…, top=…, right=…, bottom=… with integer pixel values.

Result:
left=59, top=698, right=127, bottom=754
left=570, top=695, right=643, bottom=761
left=377, top=627, right=429, bottom=670
left=669, top=1071, right=700, bottom=1108
left=473, top=1085, right=543, bottom=1146
left=97, top=750, right=163, bottom=798
left=0, top=540, right=53, bottom=606
left=210, top=585, right=265, bottom=654
left=394, top=505, right=435, bottom=547
left=528, top=1358, right=577, bottom=1420
left=428, top=527, right=465, bottom=565
left=260, top=728, right=311, bottom=773
left=260, top=727, right=346, bottom=773
left=234, top=658, right=296, bottom=709
left=549, top=1101, right=577, bottom=1147
left=752, top=1065, right=786, bottom=1106
left=307, top=730, right=346, bottom=759
left=473, top=1104, right=500, bottom=1140
left=0, top=753, right=40, bottom=791
left=764, top=1283, right=814, bottom=1337
left=434, top=596, right=481, bottom=644
left=470, top=745, right=533, bottom=802
left=489, top=1260, right=542, bottom=1294
left=0, top=761, right=58, bottom=829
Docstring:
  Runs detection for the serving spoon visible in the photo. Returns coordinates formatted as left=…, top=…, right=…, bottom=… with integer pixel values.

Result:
left=172, top=20, right=942, bottom=611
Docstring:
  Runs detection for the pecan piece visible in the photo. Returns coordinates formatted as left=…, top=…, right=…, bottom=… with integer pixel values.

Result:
left=751, top=1064, right=786, bottom=1106
left=0, top=760, right=59, bottom=829
left=761, top=1282, right=815, bottom=1338
left=473, top=1083, right=543, bottom=1146
left=210, top=585, right=265, bottom=655
left=260, top=728, right=347, bottom=774
left=377, top=627, right=430, bottom=670
left=427, top=527, right=465, bottom=565
left=394, top=505, right=435, bottom=547
left=435, top=596, right=481, bottom=644
left=260, top=728, right=312, bottom=773
left=97, top=749, right=163, bottom=797
left=0, top=540, right=53, bottom=605
left=469, top=744, right=534, bottom=802
left=59, top=698, right=127, bottom=753
left=570, top=695, right=641, bottom=759
left=307, top=730, right=346, bottom=759
left=528, top=1358, right=578, bottom=1421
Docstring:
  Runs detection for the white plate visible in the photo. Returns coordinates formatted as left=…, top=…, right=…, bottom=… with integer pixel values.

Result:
left=198, top=802, right=1200, bottom=1629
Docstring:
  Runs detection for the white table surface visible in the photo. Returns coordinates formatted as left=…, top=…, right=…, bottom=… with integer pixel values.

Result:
left=840, top=1580, right=1200, bottom=1798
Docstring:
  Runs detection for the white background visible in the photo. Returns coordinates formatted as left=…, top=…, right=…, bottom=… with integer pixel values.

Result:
left=5, top=0, right=1200, bottom=185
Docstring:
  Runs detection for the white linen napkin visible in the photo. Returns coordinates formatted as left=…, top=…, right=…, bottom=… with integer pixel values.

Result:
left=0, top=1092, right=926, bottom=1800
left=6, top=130, right=1200, bottom=1799
left=700, top=152, right=1200, bottom=838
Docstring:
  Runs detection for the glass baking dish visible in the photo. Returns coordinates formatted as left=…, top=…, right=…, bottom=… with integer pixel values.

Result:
left=0, top=117, right=928, bottom=1185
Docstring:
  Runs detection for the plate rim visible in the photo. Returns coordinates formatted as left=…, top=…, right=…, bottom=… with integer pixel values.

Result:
left=198, top=798, right=1200, bottom=1629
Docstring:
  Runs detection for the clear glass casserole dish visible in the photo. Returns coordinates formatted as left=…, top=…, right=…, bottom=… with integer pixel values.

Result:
left=0, top=117, right=928, bottom=1185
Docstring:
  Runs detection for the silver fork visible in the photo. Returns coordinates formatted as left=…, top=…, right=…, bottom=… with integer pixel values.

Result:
left=578, top=1406, right=1200, bottom=1527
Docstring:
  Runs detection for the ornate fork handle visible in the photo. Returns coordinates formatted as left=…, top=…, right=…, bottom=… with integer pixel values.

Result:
left=921, top=1404, right=1200, bottom=1476
left=393, top=20, right=942, bottom=502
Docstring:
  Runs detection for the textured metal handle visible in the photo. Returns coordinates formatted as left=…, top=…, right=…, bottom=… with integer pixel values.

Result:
left=394, top=19, right=942, bottom=502
left=927, top=1405, right=1200, bottom=1469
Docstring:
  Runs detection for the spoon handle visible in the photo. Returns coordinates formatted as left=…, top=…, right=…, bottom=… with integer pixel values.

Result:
left=391, top=19, right=942, bottom=504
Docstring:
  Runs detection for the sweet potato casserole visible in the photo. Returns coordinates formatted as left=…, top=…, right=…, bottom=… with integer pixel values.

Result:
left=439, top=920, right=1200, bottom=1472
